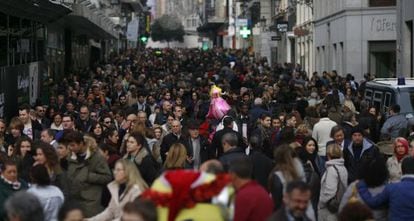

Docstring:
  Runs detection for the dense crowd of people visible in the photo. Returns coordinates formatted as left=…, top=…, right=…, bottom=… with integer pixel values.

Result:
left=0, top=47, right=414, bottom=221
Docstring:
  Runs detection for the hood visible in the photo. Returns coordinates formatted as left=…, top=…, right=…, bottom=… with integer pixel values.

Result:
left=346, top=138, right=374, bottom=158
left=326, top=158, right=345, bottom=167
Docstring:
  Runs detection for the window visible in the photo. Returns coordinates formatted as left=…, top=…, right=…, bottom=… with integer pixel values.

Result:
left=373, top=91, right=383, bottom=110
left=365, top=89, right=373, bottom=104
left=369, top=0, right=396, bottom=7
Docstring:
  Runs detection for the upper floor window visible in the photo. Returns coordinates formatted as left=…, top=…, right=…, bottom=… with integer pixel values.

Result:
left=369, top=0, right=396, bottom=7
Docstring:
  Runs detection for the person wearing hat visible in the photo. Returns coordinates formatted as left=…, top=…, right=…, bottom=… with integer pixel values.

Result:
left=387, top=137, right=410, bottom=183
left=184, top=121, right=212, bottom=169
left=343, top=126, right=380, bottom=183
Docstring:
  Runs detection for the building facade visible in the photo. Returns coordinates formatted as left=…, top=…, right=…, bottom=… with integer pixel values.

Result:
left=314, top=0, right=397, bottom=79
left=397, top=0, right=414, bottom=77
left=294, top=1, right=314, bottom=75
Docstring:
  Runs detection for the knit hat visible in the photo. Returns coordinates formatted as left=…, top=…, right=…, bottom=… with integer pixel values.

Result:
left=351, top=126, right=364, bottom=135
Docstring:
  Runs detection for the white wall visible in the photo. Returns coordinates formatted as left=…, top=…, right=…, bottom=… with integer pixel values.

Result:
left=315, top=7, right=396, bottom=79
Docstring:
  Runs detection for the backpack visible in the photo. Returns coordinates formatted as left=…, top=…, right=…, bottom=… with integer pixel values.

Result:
left=324, top=165, right=346, bottom=213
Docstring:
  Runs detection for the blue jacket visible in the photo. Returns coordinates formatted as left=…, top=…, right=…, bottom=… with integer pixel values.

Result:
left=358, top=175, right=414, bottom=221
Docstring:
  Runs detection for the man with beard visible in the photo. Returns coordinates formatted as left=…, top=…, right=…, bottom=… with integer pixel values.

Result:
left=251, top=113, right=274, bottom=159
left=343, top=126, right=380, bottom=183
left=268, top=181, right=312, bottom=221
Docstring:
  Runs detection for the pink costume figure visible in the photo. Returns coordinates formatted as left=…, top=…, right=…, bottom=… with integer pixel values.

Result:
left=206, top=85, right=231, bottom=120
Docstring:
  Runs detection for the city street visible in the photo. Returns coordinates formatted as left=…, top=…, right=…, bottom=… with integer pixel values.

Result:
left=1, top=0, right=414, bottom=221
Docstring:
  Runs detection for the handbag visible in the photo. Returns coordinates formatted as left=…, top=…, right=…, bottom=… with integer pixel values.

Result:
left=325, top=165, right=346, bottom=213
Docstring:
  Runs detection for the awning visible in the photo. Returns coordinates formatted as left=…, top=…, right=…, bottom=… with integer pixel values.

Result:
left=0, top=0, right=72, bottom=23
left=197, top=21, right=225, bottom=33
left=64, top=2, right=118, bottom=39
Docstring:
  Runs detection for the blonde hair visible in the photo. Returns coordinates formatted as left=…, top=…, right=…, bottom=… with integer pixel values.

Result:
left=326, top=143, right=342, bottom=159
left=83, top=135, right=98, bottom=152
left=164, top=143, right=187, bottom=169
left=116, top=159, right=148, bottom=191
left=296, top=124, right=309, bottom=135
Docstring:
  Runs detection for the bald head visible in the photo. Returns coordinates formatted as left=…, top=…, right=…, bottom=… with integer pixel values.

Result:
left=171, top=119, right=181, bottom=134
left=200, top=160, right=224, bottom=174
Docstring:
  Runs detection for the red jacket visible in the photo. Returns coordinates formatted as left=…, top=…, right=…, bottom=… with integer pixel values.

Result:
left=234, top=181, right=274, bottom=221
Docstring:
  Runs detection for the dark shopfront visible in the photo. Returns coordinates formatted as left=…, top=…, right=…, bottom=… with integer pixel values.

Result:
left=0, top=0, right=70, bottom=120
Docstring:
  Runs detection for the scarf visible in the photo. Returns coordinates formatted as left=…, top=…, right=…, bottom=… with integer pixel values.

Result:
left=1, top=175, right=21, bottom=190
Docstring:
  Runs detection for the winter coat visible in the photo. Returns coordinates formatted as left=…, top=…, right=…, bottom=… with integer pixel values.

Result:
left=249, top=149, right=273, bottom=190
left=160, top=133, right=187, bottom=162
left=358, top=175, right=414, bottom=221
left=184, top=135, right=212, bottom=168
left=88, top=181, right=143, bottom=221
left=318, top=158, right=348, bottom=221
left=28, top=184, right=65, bottom=221
left=66, top=148, right=112, bottom=218
left=387, top=156, right=403, bottom=183
left=343, top=138, right=380, bottom=183
left=211, top=127, right=246, bottom=158
left=339, top=181, right=387, bottom=221
left=219, top=146, right=246, bottom=172
left=0, top=177, right=28, bottom=220
left=312, top=118, right=337, bottom=157
left=381, top=114, right=408, bottom=139
left=124, top=147, right=159, bottom=185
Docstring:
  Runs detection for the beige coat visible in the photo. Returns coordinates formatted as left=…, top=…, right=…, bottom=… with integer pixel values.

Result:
left=88, top=181, right=143, bottom=221
left=387, top=156, right=403, bottom=183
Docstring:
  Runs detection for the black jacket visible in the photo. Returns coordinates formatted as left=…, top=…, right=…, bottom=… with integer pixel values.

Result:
left=219, top=146, right=246, bottom=171
left=131, top=102, right=152, bottom=117
left=160, top=133, right=187, bottom=162
left=249, top=149, right=273, bottom=190
left=235, top=115, right=254, bottom=140
left=343, top=138, right=380, bottom=183
left=211, top=127, right=246, bottom=158
left=184, top=136, right=212, bottom=166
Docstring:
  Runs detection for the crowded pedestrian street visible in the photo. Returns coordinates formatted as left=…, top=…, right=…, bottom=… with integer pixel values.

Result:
left=1, top=0, right=414, bottom=221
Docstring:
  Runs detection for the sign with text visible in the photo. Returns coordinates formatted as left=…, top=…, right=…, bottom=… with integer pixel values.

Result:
left=271, top=36, right=281, bottom=41
left=277, top=22, right=288, bottom=32
left=236, top=19, right=248, bottom=27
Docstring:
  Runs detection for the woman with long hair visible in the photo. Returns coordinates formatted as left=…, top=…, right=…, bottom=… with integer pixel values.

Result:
left=387, top=137, right=410, bottom=183
left=11, top=136, right=34, bottom=182
left=297, top=137, right=326, bottom=213
left=104, top=127, right=120, bottom=153
left=124, top=132, right=159, bottom=185
left=151, top=126, right=164, bottom=164
left=33, top=141, right=67, bottom=194
left=268, top=144, right=305, bottom=210
left=5, top=117, right=25, bottom=156
left=88, top=159, right=148, bottom=221
left=163, top=143, right=188, bottom=170
left=90, top=122, right=105, bottom=145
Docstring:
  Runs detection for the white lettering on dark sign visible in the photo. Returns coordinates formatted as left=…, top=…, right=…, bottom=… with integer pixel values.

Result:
left=17, top=74, right=29, bottom=90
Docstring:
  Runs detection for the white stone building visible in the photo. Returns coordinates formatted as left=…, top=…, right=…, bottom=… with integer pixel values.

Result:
left=397, top=0, right=414, bottom=77
left=314, top=0, right=397, bottom=79
left=294, top=1, right=314, bottom=75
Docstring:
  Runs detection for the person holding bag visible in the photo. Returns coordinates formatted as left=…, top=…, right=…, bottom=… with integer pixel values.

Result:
left=318, top=143, right=348, bottom=221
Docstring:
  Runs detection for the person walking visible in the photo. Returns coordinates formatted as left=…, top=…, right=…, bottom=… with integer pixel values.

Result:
left=88, top=159, right=148, bottom=221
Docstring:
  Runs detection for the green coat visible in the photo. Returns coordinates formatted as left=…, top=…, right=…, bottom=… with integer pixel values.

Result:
left=0, top=178, right=28, bottom=221
left=66, top=148, right=112, bottom=218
